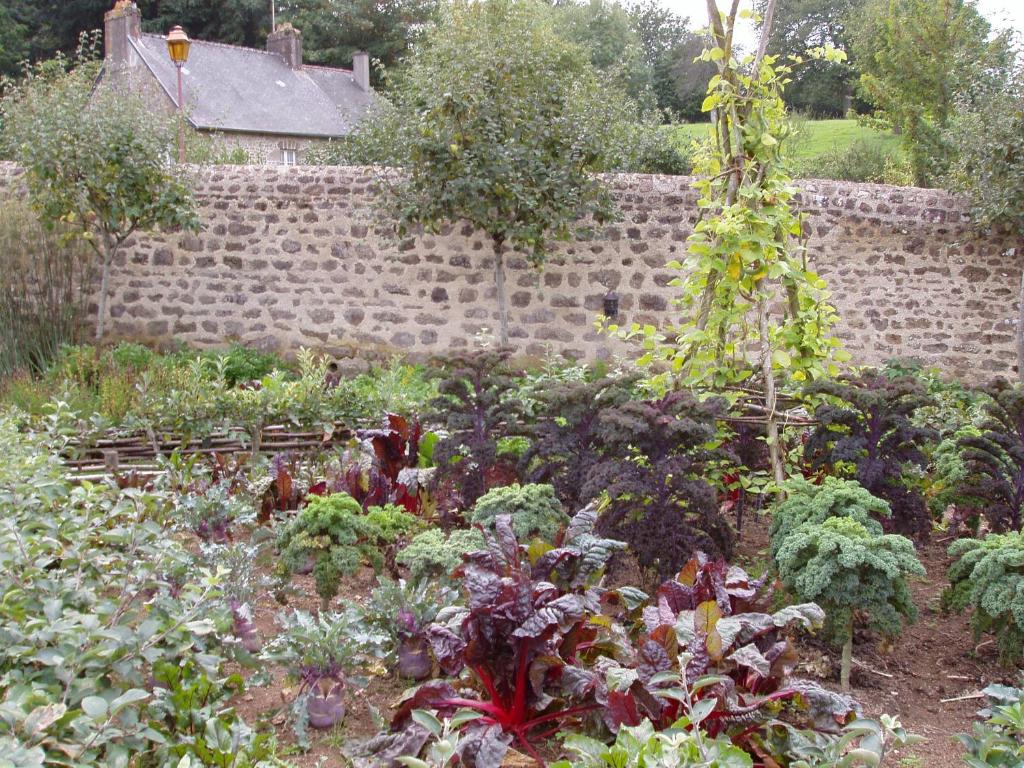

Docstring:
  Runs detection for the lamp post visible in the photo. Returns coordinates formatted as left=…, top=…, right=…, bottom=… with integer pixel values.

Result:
left=165, top=25, right=191, bottom=163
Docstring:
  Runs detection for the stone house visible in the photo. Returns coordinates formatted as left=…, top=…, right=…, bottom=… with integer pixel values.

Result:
left=100, top=1, right=375, bottom=165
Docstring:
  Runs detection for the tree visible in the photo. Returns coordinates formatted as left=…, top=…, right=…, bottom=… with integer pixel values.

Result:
left=367, top=0, right=646, bottom=345
left=557, top=0, right=652, bottom=106
left=755, top=0, right=865, bottom=116
left=850, top=0, right=1014, bottom=186
left=275, top=0, right=439, bottom=78
left=622, top=1, right=849, bottom=488
left=625, top=0, right=717, bottom=121
left=945, top=62, right=1024, bottom=376
left=0, top=46, right=199, bottom=341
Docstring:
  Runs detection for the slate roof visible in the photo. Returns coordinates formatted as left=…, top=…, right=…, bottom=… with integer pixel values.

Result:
left=129, top=33, right=374, bottom=138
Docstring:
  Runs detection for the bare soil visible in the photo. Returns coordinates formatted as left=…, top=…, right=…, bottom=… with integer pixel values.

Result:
left=230, top=516, right=998, bottom=767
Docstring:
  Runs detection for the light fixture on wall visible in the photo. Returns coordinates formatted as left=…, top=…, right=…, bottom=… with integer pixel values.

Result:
left=603, top=290, right=619, bottom=320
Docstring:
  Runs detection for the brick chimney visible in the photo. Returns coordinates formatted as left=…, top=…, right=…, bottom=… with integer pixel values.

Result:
left=352, top=50, right=370, bottom=91
left=268, top=24, right=303, bottom=69
left=104, top=0, right=142, bottom=65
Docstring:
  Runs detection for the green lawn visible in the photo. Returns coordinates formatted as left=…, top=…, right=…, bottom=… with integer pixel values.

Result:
left=671, top=118, right=902, bottom=162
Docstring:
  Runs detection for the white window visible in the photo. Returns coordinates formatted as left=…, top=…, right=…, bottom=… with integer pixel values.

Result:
left=281, top=148, right=298, bottom=166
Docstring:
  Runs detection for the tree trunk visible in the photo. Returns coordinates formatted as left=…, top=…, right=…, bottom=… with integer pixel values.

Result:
left=758, top=295, right=786, bottom=493
left=493, top=237, right=510, bottom=346
left=840, top=623, right=854, bottom=692
left=1017, top=272, right=1024, bottom=384
left=95, top=240, right=117, bottom=342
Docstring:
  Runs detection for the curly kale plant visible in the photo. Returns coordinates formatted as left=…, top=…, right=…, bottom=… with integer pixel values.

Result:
left=277, top=493, right=421, bottom=607
left=774, top=516, right=924, bottom=690
left=959, top=383, right=1024, bottom=532
left=470, top=483, right=568, bottom=541
left=396, top=527, right=488, bottom=584
left=805, top=370, right=937, bottom=539
left=429, top=348, right=524, bottom=511
left=588, top=392, right=734, bottom=581
left=518, top=374, right=638, bottom=511
left=945, top=532, right=1024, bottom=665
left=769, top=477, right=890, bottom=561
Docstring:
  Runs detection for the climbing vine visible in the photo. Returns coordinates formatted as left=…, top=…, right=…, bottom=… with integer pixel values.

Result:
left=617, top=1, right=849, bottom=486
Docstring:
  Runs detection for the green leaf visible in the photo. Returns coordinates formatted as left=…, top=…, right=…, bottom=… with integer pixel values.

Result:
left=81, top=696, right=108, bottom=719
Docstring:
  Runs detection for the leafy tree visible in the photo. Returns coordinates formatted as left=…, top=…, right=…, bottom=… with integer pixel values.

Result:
left=804, top=371, right=937, bottom=539
left=0, top=45, right=199, bottom=341
left=557, top=0, right=652, bottom=104
left=0, top=3, right=30, bottom=77
left=663, top=33, right=720, bottom=123
left=945, top=531, right=1024, bottom=666
left=774, top=516, right=924, bottom=690
left=849, top=0, right=1014, bottom=186
left=755, top=0, right=865, bottom=116
left=366, top=0, right=649, bottom=345
left=622, top=1, right=849, bottom=487
left=276, top=0, right=439, bottom=78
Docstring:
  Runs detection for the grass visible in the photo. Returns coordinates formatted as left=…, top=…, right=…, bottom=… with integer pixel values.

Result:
left=671, top=118, right=903, bottom=162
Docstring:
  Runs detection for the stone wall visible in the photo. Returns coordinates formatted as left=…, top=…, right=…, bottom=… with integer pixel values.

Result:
left=1, top=162, right=1020, bottom=382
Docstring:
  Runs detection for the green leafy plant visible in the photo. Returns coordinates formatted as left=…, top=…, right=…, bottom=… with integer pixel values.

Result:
left=957, top=682, right=1024, bottom=767
left=276, top=492, right=421, bottom=608
left=555, top=711, right=755, bottom=768
left=804, top=370, right=937, bottom=539
left=618, top=3, right=849, bottom=486
left=470, top=483, right=568, bottom=541
left=958, top=383, right=1024, bottom=532
left=396, top=710, right=483, bottom=768
left=429, top=348, right=524, bottom=512
left=260, top=609, right=388, bottom=747
left=774, top=516, right=924, bottom=690
left=396, top=527, right=488, bottom=584
left=148, top=661, right=278, bottom=768
left=769, top=476, right=890, bottom=562
left=0, top=414, right=269, bottom=765
left=945, top=531, right=1024, bottom=666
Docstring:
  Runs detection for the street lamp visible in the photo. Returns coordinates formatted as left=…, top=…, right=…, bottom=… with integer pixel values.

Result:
left=165, top=25, right=191, bottom=163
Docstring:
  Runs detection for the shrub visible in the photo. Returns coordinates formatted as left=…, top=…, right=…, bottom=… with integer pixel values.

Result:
left=794, top=139, right=900, bottom=183
left=396, top=528, right=488, bottom=584
left=276, top=492, right=420, bottom=607
left=769, top=476, right=889, bottom=562
left=588, top=392, right=734, bottom=580
left=774, top=516, right=924, bottom=690
left=945, top=531, right=1024, bottom=666
left=805, top=370, right=937, bottom=539
left=201, top=343, right=286, bottom=386
left=959, top=383, right=1024, bottom=532
left=518, top=374, right=639, bottom=511
left=470, top=483, right=568, bottom=541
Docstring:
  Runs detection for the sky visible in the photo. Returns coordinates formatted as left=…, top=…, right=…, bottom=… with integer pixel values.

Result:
left=659, top=0, right=1024, bottom=50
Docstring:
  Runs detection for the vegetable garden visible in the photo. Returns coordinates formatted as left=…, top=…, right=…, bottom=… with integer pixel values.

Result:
left=2, top=341, right=1023, bottom=767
